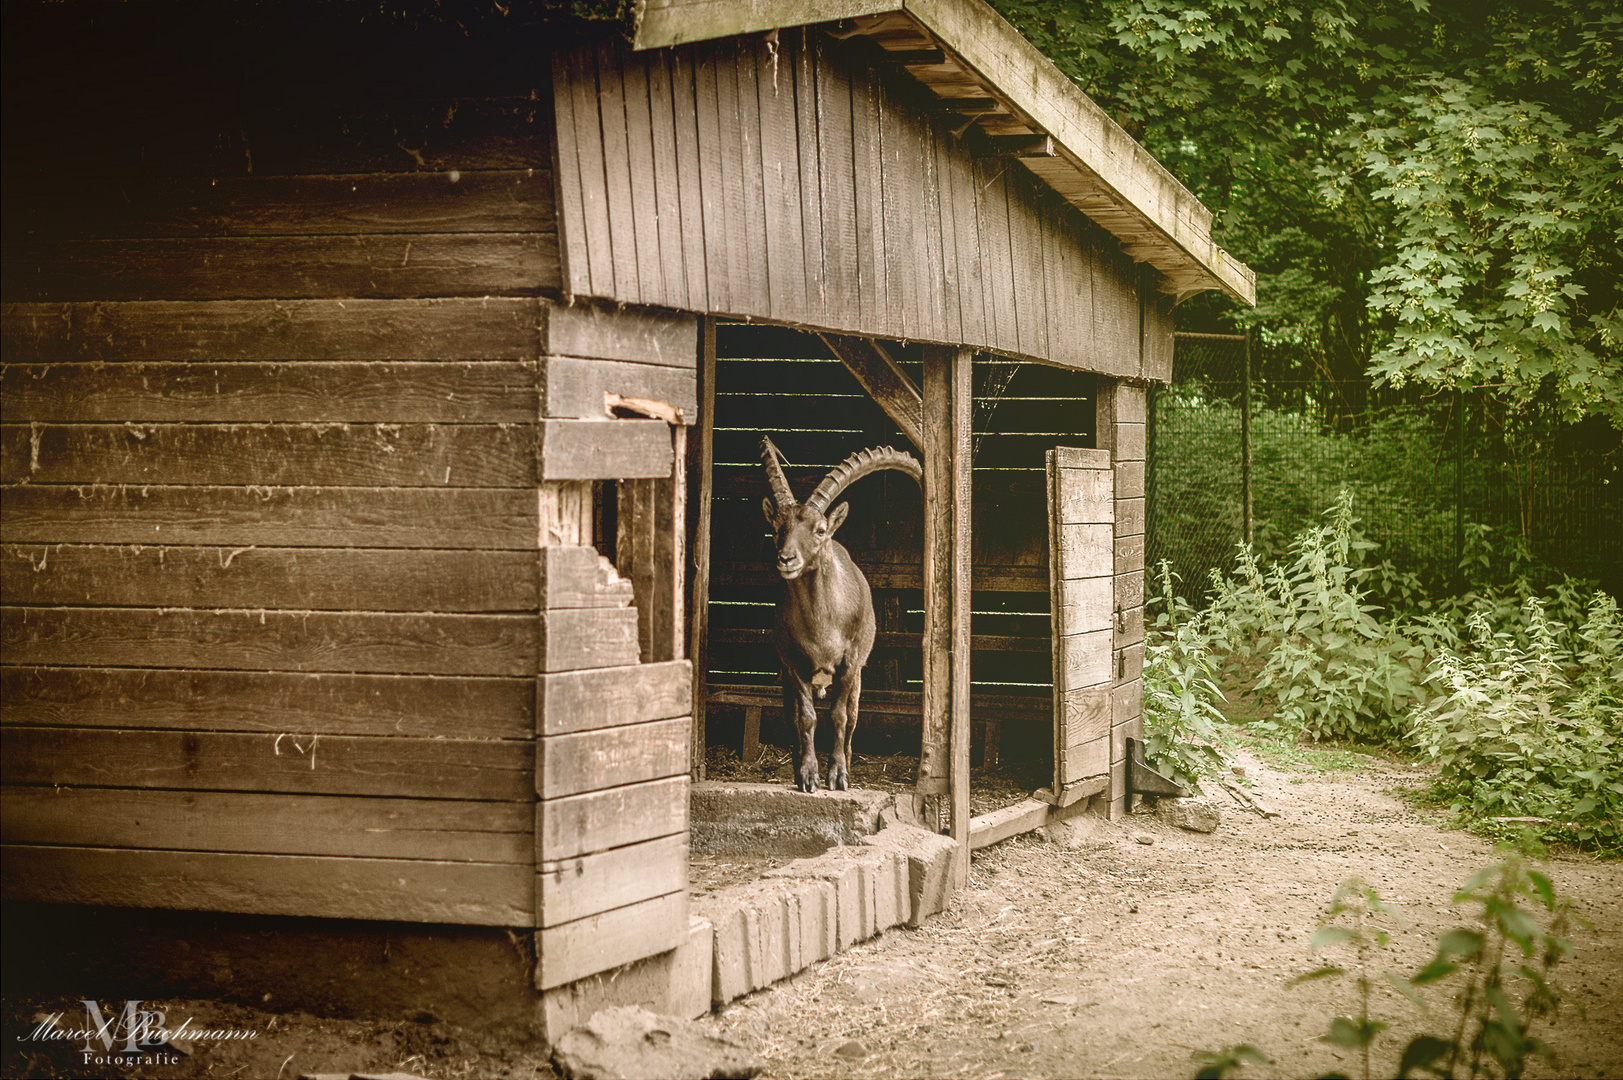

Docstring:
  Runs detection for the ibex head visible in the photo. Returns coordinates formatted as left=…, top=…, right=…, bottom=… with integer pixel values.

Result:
left=760, top=436, right=922, bottom=581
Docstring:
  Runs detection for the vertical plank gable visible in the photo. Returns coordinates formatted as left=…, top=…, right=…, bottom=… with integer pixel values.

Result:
left=791, top=30, right=828, bottom=327
left=667, top=47, right=709, bottom=312
left=594, top=41, right=643, bottom=305
left=732, top=41, right=773, bottom=318
left=813, top=33, right=860, bottom=331
left=848, top=58, right=890, bottom=333
left=565, top=46, right=615, bottom=299
left=547, top=32, right=1161, bottom=377
left=690, top=42, right=731, bottom=314
left=756, top=34, right=808, bottom=325
left=551, top=55, right=592, bottom=298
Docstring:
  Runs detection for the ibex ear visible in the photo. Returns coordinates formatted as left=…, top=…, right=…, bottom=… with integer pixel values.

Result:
left=825, top=502, right=850, bottom=534
left=762, top=497, right=778, bottom=525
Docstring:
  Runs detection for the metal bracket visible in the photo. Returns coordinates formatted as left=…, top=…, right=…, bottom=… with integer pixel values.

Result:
left=1125, top=737, right=1187, bottom=799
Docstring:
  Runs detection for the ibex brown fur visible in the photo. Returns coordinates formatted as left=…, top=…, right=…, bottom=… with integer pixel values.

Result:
left=760, top=436, right=923, bottom=791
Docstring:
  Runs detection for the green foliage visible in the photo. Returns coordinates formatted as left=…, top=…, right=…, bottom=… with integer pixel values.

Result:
left=1206, top=491, right=1427, bottom=743
left=1407, top=595, right=1623, bottom=853
left=1142, top=562, right=1234, bottom=793
left=1357, top=74, right=1623, bottom=424
left=1194, top=857, right=1584, bottom=1079
left=985, top=0, right=1623, bottom=427
left=1291, top=877, right=1409, bottom=1080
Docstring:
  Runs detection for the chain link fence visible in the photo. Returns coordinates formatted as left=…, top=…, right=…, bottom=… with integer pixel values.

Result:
left=1147, top=334, right=1622, bottom=600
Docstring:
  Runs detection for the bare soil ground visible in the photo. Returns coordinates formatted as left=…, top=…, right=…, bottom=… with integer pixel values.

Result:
left=6, top=740, right=1620, bottom=1080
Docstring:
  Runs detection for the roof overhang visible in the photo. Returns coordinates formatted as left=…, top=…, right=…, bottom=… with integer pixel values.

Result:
left=633, top=0, right=1256, bottom=306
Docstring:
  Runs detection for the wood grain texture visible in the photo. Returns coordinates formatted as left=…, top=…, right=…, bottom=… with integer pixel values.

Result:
left=7, top=171, right=554, bottom=239
left=3, top=235, right=559, bottom=302
left=2, top=361, right=539, bottom=424
left=539, top=717, right=690, bottom=799
left=2, top=606, right=536, bottom=676
left=539, top=833, right=687, bottom=928
left=0, top=666, right=532, bottom=739
left=542, top=300, right=698, bottom=367
left=539, top=608, right=641, bottom=673
left=1, top=299, right=540, bottom=363
left=539, top=775, right=688, bottom=861
left=2, top=726, right=534, bottom=800
left=549, top=33, right=1169, bottom=376
left=539, top=418, right=673, bottom=481
left=542, top=357, right=696, bottom=420
left=537, top=660, right=693, bottom=737
left=1, top=787, right=533, bottom=863
left=537, top=890, right=686, bottom=988
left=1, top=423, right=537, bottom=488
left=540, top=545, right=634, bottom=610
left=0, top=485, right=537, bottom=549
left=1, top=844, right=532, bottom=926
left=1, top=545, right=538, bottom=612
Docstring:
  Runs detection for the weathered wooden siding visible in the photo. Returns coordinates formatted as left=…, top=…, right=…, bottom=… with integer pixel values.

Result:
left=1046, top=446, right=1113, bottom=805
left=0, top=4, right=563, bottom=926
left=553, top=28, right=1173, bottom=377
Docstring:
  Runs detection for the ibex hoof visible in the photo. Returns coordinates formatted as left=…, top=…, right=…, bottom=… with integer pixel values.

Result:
left=796, top=767, right=820, bottom=793
left=827, top=767, right=849, bottom=791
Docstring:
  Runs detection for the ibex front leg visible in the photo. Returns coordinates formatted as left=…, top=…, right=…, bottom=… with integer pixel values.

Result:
left=828, top=667, right=862, bottom=791
left=783, top=673, right=821, bottom=793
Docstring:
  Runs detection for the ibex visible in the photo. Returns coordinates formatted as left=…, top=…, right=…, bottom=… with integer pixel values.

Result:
left=760, top=436, right=922, bottom=792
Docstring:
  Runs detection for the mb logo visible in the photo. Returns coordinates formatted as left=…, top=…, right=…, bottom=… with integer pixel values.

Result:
left=79, top=1000, right=167, bottom=1055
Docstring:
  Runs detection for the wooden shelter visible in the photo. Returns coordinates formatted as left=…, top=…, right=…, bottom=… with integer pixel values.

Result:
left=0, top=0, right=1252, bottom=1029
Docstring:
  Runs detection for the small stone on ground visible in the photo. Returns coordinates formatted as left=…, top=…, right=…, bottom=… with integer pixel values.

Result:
left=1157, top=797, right=1222, bottom=833
left=552, top=1006, right=762, bottom=1080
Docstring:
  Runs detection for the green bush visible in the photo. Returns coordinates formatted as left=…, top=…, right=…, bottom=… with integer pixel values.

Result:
left=1408, top=595, right=1623, bottom=853
left=1142, top=563, right=1233, bottom=793
left=1205, top=491, right=1427, bottom=744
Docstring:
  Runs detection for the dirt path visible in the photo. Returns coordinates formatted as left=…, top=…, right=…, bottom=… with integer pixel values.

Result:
left=711, top=745, right=1623, bottom=1080
left=6, top=744, right=1619, bottom=1080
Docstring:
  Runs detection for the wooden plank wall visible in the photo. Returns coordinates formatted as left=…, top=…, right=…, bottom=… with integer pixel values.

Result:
left=704, top=324, right=1095, bottom=763
left=1045, top=446, right=1113, bottom=806
left=528, top=301, right=698, bottom=988
left=0, top=4, right=564, bottom=926
left=552, top=28, right=1166, bottom=378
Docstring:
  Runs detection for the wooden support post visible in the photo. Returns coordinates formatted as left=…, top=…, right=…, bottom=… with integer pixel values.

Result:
left=921, top=344, right=972, bottom=887
left=687, top=317, right=716, bottom=779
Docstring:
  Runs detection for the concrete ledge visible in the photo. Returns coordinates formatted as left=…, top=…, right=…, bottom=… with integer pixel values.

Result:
left=690, top=782, right=905, bottom=856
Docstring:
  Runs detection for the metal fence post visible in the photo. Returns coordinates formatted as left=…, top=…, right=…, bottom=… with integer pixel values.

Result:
left=1241, top=326, right=1254, bottom=549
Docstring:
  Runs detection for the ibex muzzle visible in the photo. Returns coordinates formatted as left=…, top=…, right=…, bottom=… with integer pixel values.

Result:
left=760, top=436, right=922, bottom=792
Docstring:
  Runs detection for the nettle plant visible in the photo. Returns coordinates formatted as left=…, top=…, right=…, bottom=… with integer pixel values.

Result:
left=1205, top=491, right=1427, bottom=744
left=1408, top=594, right=1623, bottom=853
left=1196, top=856, right=1585, bottom=1080
left=1142, top=562, right=1233, bottom=793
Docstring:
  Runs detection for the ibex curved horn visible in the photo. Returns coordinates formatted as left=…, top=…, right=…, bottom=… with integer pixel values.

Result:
left=760, top=436, right=797, bottom=509
left=805, top=445, right=923, bottom=514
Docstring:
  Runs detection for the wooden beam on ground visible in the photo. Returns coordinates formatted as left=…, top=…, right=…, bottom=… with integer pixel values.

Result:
left=969, top=798, right=1050, bottom=849
left=819, top=333, right=924, bottom=452
left=921, top=344, right=972, bottom=887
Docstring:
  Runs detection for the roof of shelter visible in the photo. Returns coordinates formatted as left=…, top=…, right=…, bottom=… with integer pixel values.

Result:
left=634, top=0, right=1255, bottom=306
